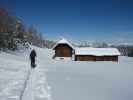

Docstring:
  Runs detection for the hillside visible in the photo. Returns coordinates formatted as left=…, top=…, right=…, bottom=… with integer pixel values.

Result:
left=0, top=46, right=133, bottom=100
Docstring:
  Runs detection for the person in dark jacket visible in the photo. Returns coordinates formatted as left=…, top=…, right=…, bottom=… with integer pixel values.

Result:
left=30, top=49, right=37, bottom=68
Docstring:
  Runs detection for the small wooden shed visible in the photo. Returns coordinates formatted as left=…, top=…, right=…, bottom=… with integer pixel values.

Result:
left=75, top=47, right=120, bottom=62
left=52, top=38, right=74, bottom=57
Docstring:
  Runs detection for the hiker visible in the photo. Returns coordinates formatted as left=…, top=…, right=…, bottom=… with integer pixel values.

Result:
left=30, top=49, right=37, bottom=68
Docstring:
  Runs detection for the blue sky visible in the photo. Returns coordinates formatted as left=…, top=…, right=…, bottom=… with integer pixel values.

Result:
left=1, top=0, right=133, bottom=42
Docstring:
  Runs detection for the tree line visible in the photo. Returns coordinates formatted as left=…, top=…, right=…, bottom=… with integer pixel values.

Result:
left=0, top=8, right=55, bottom=51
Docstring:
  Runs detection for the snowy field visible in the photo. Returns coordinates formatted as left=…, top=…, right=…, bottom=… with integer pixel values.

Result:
left=0, top=46, right=133, bottom=100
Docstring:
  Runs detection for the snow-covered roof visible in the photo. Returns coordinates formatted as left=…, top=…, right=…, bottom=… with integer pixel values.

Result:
left=75, top=47, right=121, bottom=56
left=52, top=38, right=74, bottom=49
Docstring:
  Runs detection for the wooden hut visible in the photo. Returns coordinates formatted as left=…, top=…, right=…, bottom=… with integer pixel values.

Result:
left=75, top=47, right=120, bottom=62
left=52, top=38, right=74, bottom=58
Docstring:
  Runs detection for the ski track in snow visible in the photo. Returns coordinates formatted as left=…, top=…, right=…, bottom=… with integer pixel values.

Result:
left=21, top=67, right=52, bottom=100
left=0, top=47, right=52, bottom=100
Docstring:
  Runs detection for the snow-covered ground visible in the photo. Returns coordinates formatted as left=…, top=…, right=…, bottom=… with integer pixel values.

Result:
left=0, top=51, right=30, bottom=100
left=0, top=46, right=133, bottom=100
left=0, top=47, right=52, bottom=100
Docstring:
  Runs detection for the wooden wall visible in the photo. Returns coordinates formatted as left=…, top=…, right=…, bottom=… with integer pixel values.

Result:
left=54, top=44, right=73, bottom=57
left=75, top=55, right=118, bottom=62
